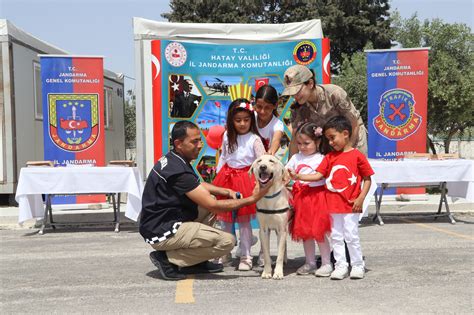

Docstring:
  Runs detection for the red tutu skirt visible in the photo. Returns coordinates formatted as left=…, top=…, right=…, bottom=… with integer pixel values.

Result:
left=212, top=164, right=256, bottom=223
left=290, top=183, right=332, bottom=242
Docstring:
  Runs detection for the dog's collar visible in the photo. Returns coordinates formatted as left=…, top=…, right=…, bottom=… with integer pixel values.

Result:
left=257, top=207, right=289, bottom=214
left=263, top=189, right=282, bottom=199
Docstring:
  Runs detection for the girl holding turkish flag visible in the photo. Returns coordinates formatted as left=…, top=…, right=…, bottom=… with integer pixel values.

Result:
left=290, top=115, right=374, bottom=280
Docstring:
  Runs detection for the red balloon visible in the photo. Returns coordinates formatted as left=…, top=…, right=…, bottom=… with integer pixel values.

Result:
left=206, top=125, right=225, bottom=149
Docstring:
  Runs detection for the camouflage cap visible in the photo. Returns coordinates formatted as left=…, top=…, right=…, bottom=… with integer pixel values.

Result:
left=281, top=65, right=313, bottom=96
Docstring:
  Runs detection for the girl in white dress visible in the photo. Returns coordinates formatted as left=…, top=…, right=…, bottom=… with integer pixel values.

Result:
left=286, top=122, right=332, bottom=276
left=253, top=84, right=286, bottom=266
left=213, top=98, right=265, bottom=271
left=254, top=84, right=285, bottom=155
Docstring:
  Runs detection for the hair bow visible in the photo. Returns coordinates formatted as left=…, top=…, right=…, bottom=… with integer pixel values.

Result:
left=238, top=101, right=254, bottom=112
left=314, top=127, right=323, bottom=137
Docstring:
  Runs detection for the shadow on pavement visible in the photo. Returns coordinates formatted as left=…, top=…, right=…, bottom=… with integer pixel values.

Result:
left=21, top=225, right=139, bottom=237
left=145, top=269, right=241, bottom=280
left=359, top=214, right=474, bottom=226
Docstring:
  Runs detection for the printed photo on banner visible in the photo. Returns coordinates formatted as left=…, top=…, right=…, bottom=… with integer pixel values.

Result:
left=196, top=148, right=218, bottom=183
left=196, top=99, right=231, bottom=134
left=247, top=75, right=289, bottom=116
left=168, top=122, right=175, bottom=150
left=168, top=74, right=202, bottom=118
left=195, top=99, right=231, bottom=182
left=198, top=75, right=242, bottom=96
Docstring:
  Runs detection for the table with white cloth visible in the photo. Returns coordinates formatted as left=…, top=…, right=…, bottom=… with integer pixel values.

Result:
left=15, top=166, right=144, bottom=234
left=369, top=159, right=474, bottom=225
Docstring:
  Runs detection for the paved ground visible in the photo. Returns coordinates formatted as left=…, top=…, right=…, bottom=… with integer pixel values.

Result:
left=1, top=208, right=473, bottom=314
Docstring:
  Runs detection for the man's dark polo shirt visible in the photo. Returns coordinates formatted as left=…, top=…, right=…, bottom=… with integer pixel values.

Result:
left=139, top=151, right=200, bottom=243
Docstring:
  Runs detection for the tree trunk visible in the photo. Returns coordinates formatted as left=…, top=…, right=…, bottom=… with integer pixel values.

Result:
left=444, top=127, right=459, bottom=154
left=427, top=136, right=437, bottom=154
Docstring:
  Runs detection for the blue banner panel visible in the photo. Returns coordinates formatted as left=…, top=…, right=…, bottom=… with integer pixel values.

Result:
left=367, top=51, right=398, bottom=159
left=151, top=39, right=325, bottom=173
left=40, top=56, right=104, bottom=204
left=367, top=49, right=429, bottom=195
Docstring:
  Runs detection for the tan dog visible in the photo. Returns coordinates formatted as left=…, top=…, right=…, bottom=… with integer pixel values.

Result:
left=250, top=155, right=291, bottom=280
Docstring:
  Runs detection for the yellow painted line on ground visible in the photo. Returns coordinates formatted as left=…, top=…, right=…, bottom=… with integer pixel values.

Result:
left=175, top=275, right=195, bottom=304
left=401, top=218, right=474, bottom=240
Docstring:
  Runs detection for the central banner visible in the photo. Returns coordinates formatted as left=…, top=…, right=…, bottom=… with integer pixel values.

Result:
left=151, top=39, right=329, bottom=182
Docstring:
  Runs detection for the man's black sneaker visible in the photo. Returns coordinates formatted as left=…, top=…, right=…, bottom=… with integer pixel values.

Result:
left=180, top=261, right=224, bottom=274
left=149, top=251, right=186, bottom=281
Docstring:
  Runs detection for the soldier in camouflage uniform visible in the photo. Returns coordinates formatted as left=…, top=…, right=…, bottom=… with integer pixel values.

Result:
left=282, top=65, right=368, bottom=156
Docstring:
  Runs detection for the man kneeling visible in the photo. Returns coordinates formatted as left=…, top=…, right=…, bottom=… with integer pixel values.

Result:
left=140, top=121, right=271, bottom=280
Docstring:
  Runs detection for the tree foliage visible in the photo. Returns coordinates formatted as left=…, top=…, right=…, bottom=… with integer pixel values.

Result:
left=392, top=12, right=474, bottom=153
left=124, top=89, right=136, bottom=149
left=162, top=0, right=392, bottom=72
left=332, top=46, right=370, bottom=125
left=315, top=0, right=392, bottom=72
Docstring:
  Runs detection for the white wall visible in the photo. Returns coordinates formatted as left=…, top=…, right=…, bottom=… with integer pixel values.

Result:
left=432, top=140, right=474, bottom=159
left=0, top=44, right=3, bottom=183
left=12, top=42, right=44, bottom=169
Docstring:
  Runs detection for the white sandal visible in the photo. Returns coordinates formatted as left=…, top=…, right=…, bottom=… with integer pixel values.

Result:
left=238, top=256, right=253, bottom=271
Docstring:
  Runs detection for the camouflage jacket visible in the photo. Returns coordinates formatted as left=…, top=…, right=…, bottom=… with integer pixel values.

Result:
left=290, top=84, right=367, bottom=151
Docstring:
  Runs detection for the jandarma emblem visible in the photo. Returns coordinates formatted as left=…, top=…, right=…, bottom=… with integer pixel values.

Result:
left=372, top=89, right=422, bottom=140
left=48, top=93, right=100, bottom=152
left=293, top=41, right=317, bottom=65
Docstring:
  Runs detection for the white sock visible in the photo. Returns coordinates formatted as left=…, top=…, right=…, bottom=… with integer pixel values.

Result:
left=238, top=221, right=252, bottom=257
left=317, top=237, right=331, bottom=266
left=303, top=239, right=316, bottom=266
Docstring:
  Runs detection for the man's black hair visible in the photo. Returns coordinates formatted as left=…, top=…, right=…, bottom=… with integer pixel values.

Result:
left=323, top=115, right=353, bottom=138
left=171, top=121, right=199, bottom=143
left=182, top=79, right=191, bottom=92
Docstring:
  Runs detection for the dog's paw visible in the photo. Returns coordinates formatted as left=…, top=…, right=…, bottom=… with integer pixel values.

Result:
left=261, top=270, right=273, bottom=279
left=272, top=270, right=284, bottom=280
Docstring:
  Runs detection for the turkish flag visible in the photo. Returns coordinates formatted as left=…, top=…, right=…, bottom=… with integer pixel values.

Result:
left=169, top=75, right=184, bottom=99
left=255, top=78, right=269, bottom=92
left=60, top=119, right=88, bottom=130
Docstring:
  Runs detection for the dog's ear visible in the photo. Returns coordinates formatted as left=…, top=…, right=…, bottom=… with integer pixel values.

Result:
left=249, top=159, right=258, bottom=177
